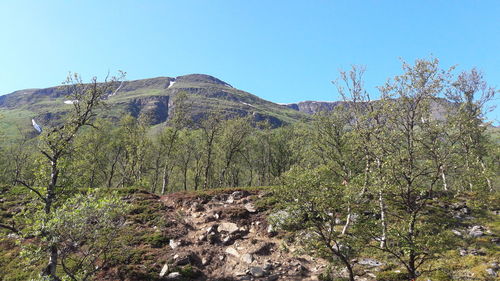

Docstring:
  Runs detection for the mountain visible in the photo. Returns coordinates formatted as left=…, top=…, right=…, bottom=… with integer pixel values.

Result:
left=0, top=74, right=309, bottom=138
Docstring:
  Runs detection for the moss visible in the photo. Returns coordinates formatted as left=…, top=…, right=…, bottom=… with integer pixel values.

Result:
left=143, top=232, right=170, bottom=248
left=0, top=239, right=39, bottom=281
left=178, top=264, right=201, bottom=278
left=427, top=270, right=452, bottom=281
left=375, top=271, right=410, bottom=281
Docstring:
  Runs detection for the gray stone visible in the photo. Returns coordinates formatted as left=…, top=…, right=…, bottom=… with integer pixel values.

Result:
left=218, top=222, right=239, bottom=234
left=225, top=246, right=240, bottom=257
left=451, top=229, right=462, bottom=236
left=265, top=275, right=279, bottom=281
left=241, top=253, right=253, bottom=264
left=486, top=268, right=497, bottom=277
left=358, top=258, right=384, bottom=267
left=249, top=266, right=265, bottom=277
left=469, top=225, right=484, bottom=238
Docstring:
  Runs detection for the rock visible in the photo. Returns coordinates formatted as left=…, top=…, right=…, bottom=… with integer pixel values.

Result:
left=174, top=256, right=190, bottom=266
left=222, top=235, right=233, bottom=245
left=486, top=268, right=497, bottom=277
left=253, top=242, right=275, bottom=256
left=244, top=202, right=257, bottom=213
left=265, top=275, right=279, bottom=281
left=459, top=248, right=468, bottom=256
left=263, top=262, right=273, bottom=271
left=249, top=266, right=265, bottom=277
left=241, top=253, right=253, bottom=264
left=206, top=225, right=217, bottom=233
left=267, top=224, right=274, bottom=232
left=231, top=191, right=246, bottom=200
left=202, top=256, right=210, bottom=266
left=451, top=229, right=462, bottom=236
left=191, top=202, right=205, bottom=212
left=159, top=263, right=169, bottom=277
left=169, top=239, right=181, bottom=249
left=198, top=234, right=207, bottom=242
left=166, top=272, right=181, bottom=280
left=6, top=233, right=19, bottom=239
left=268, top=210, right=291, bottom=230
left=358, top=258, right=384, bottom=267
left=218, top=222, right=239, bottom=234
left=469, top=248, right=485, bottom=256
left=207, top=232, right=218, bottom=244
left=491, top=262, right=499, bottom=270
left=469, top=225, right=485, bottom=238
left=225, top=247, right=240, bottom=257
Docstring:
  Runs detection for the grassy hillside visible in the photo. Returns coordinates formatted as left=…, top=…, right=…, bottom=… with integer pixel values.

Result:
left=0, top=74, right=309, bottom=139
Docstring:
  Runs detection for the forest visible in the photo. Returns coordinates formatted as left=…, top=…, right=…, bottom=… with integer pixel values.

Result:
left=0, top=58, right=499, bottom=281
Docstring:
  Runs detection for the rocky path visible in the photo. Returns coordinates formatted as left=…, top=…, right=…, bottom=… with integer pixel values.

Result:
left=159, top=190, right=328, bottom=280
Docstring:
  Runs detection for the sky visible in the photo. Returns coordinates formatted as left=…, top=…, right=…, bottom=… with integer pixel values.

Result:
left=0, top=0, right=498, bottom=123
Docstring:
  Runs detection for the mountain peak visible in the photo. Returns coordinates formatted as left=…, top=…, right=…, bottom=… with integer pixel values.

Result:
left=175, top=74, right=232, bottom=87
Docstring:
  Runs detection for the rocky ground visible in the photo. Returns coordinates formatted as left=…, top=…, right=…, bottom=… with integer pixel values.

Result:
left=155, top=189, right=329, bottom=280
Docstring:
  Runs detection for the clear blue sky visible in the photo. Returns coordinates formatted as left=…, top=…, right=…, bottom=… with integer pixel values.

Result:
left=0, top=0, right=498, bottom=123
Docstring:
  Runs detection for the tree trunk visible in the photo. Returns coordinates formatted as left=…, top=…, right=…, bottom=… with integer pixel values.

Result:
left=43, top=159, right=60, bottom=280
left=161, top=164, right=169, bottom=195
left=341, top=204, right=351, bottom=235
left=379, top=190, right=387, bottom=249
left=440, top=165, right=448, bottom=191
left=479, top=160, right=492, bottom=192
left=407, top=214, right=417, bottom=279
left=203, top=145, right=213, bottom=189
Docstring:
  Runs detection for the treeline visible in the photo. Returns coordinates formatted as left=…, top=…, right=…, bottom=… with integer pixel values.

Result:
left=0, top=112, right=303, bottom=193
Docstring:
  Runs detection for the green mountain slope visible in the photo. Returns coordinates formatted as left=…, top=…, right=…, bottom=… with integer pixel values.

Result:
left=0, top=74, right=309, bottom=138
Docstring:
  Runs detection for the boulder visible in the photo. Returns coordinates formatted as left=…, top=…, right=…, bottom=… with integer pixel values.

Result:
left=218, top=222, right=239, bottom=234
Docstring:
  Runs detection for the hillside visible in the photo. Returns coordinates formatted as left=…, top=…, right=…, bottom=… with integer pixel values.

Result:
left=1, top=187, right=498, bottom=280
left=0, top=74, right=309, bottom=138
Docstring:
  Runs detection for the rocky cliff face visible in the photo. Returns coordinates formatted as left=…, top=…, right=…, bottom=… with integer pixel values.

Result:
left=284, top=101, right=343, bottom=114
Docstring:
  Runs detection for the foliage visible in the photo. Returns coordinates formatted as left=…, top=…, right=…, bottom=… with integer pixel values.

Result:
left=273, top=166, right=368, bottom=281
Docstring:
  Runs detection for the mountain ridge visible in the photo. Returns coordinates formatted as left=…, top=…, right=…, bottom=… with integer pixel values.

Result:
left=0, top=74, right=311, bottom=138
